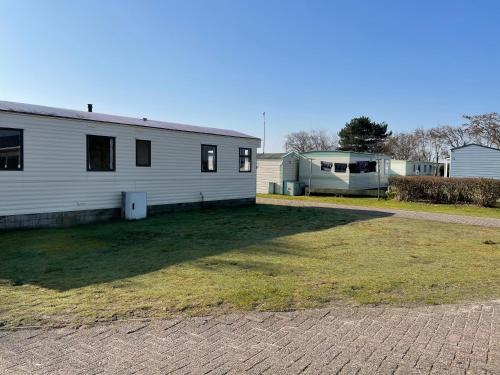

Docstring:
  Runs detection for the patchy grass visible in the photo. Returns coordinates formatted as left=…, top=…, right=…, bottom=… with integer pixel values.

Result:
left=0, top=204, right=499, bottom=327
left=258, top=194, right=500, bottom=219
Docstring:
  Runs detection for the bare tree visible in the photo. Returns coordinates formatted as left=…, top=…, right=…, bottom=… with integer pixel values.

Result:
left=284, top=129, right=337, bottom=153
left=463, top=112, right=500, bottom=148
left=432, top=125, right=470, bottom=149
left=383, top=133, right=419, bottom=160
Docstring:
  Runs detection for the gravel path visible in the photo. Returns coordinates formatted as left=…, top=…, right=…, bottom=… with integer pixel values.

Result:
left=1, top=302, right=499, bottom=374
left=257, top=197, right=500, bottom=228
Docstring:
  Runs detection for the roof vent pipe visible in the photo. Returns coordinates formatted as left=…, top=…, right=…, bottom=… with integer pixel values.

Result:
left=87, top=104, right=93, bottom=112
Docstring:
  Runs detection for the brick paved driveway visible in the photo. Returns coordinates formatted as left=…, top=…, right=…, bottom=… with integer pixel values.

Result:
left=1, top=302, right=498, bottom=374
left=257, top=198, right=500, bottom=228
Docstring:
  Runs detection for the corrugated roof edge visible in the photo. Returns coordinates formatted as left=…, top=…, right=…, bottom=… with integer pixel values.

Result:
left=450, top=143, right=500, bottom=152
left=0, top=100, right=260, bottom=140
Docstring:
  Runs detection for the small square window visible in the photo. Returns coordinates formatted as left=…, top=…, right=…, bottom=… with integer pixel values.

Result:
left=136, top=139, right=151, bottom=167
left=321, top=161, right=333, bottom=171
left=201, top=144, right=217, bottom=172
left=0, top=127, right=23, bottom=171
left=239, top=148, right=252, bottom=172
left=334, top=163, right=347, bottom=173
left=87, top=135, right=115, bottom=171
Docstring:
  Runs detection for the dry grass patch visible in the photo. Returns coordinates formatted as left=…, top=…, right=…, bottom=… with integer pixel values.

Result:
left=0, top=204, right=499, bottom=327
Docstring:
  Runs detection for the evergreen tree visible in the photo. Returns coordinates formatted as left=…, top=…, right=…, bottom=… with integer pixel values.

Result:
left=338, top=116, right=391, bottom=152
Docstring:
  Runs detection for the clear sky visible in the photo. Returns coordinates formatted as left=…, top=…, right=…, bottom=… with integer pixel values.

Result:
left=1, top=0, right=499, bottom=152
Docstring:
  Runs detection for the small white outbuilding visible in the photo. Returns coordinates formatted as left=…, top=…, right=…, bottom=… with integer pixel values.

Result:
left=0, top=100, right=260, bottom=229
left=449, top=144, right=500, bottom=179
left=256, top=152, right=299, bottom=194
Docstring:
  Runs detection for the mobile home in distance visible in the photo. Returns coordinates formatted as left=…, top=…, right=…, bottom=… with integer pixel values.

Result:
left=256, top=152, right=299, bottom=194
left=448, top=144, right=500, bottom=179
left=390, top=160, right=440, bottom=176
left=0, top=100, right=260, bottom=230
left=298, top=151, right=391, bottom=195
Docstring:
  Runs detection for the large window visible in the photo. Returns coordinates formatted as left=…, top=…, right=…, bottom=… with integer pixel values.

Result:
left=0, top=128, right=23, bottom=171
left=349, top=161, right=377, bottom=173
left=87, top=135, right=115, bottom=171
left=136, top=139, right=151, bottom=167
left=239, top=147, right=252, bottom=172
left=201, top=144, right=217, bottom=172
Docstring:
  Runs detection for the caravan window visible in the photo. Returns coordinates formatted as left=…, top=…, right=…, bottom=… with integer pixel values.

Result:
left=136, top=139, right=151, bottom=167
left=349, top=161, right=376, bottom=173
left=201, top=144, right=217, bottom=172
left=239, top=148, right=252, bottom=172
left=334, top=163, right=347, bottom=173
left=87, top=135, right=115, bottom=171
left=0, top=128, right=23, bottom=171
left=321, top=161, right=333, bottom=171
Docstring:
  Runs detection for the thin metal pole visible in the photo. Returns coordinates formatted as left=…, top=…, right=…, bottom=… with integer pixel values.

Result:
left=377, top=158, right=381, bottom=200
left=262, top=111, right=266, bottom=154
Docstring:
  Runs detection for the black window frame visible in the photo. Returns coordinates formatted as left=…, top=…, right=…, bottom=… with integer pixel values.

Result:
left=334, top=163, right=347, bottom=173
left=135, top=139, right=151, bottom=167
left=320, top=161, right=333, bottom=171
left=239, top=147, right=252, bottom=173
left=201, top=144, right=217, bottom=173
left=86, top=134, right=116, bottom=172
left=0, top=127, right=23, bottom=171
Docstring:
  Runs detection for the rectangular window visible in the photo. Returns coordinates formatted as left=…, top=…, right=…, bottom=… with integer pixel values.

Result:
left=384, top=159, right=390, bottom=174
left=201, top=144, right=217, bottom=172
left=368, top=161, right=377, bottom=172
left=334, top=163, right=347, bottom=173
left=321, top=161, right=333, bottom=171
left=0, top=128, right=23, bottom=171
left=349, top=161, right=376, bottom=173
left=424, top=165, right=427, bottom=173
left=136, top=139, right=151, bottom=167
left=239, top=147, right=252, bottom=172
left=87, top=135, right=115, bottom=171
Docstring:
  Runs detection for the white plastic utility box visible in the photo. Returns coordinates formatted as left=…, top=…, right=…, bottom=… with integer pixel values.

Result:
left=121, top=192, right=148, bottom=220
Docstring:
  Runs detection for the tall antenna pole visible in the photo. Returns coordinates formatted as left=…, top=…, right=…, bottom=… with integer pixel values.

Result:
left=262, top=111, right=266, bottom=154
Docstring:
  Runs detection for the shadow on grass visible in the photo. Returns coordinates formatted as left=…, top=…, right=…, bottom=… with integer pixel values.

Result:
left=0, top=204, right=392, bottom=291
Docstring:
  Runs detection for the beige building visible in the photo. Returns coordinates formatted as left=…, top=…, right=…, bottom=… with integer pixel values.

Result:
left=0, top=100, right=260, bottom=229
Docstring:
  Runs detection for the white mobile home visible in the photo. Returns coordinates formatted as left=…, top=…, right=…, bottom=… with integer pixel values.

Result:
left=256, top=152, right=299, bottom=194
left=390, top=160, right=440, bottom=176
left=0, top=101, right=260, bottom=229
left=449, top=144, right=500, bottom=179
left=299, top=151, right=391, bottom=194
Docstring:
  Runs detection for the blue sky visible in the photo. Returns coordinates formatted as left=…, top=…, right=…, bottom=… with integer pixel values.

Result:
left=1, top=0, right=499, bottom=152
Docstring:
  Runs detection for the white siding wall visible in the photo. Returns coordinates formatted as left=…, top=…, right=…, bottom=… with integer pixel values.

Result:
left=390, top=160, right=408, bottom=176
left=299, top=153, right=390, bottom=190
left=256, top=159, right=281, bottom=194
left=298, top=155, right=350, bottom=190
left=0, top=112, right=260, bottom=216
left=282, top=155, right=298, bottom=182
left=348, top=154, right=390, bottom=189
left=450, top=145, right=500, bottom=179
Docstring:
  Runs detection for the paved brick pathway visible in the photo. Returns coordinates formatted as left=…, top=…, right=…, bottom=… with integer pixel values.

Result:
left=257, top=197, right=500, bottom=228
left=1, top=302, right=499, bottom=374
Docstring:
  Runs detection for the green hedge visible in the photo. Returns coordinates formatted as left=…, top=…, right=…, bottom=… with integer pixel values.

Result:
left=388, top=176, right=500, bottom=207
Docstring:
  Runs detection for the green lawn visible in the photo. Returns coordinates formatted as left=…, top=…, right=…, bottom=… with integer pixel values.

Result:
left=258, top=194, right=500, bottom=219
left=1, top=204, right=499, bottom=327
